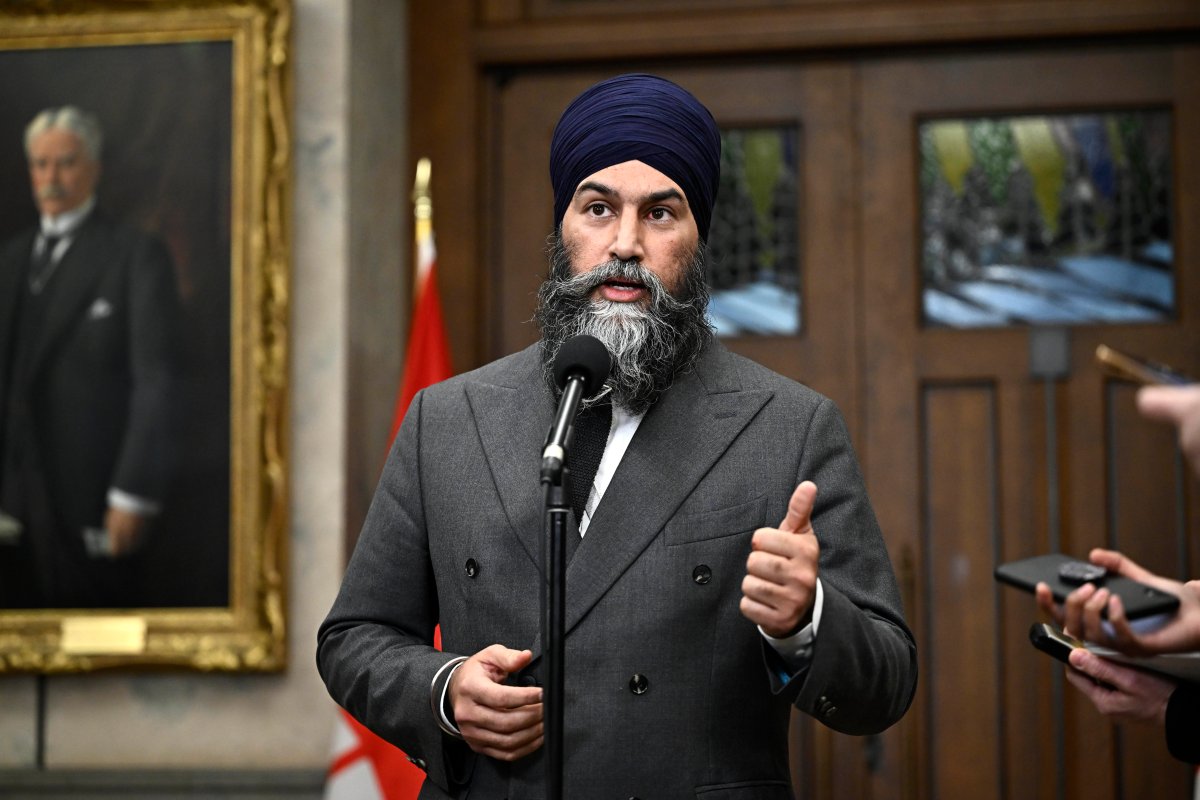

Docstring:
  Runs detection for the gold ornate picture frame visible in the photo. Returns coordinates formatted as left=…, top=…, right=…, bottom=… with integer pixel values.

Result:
left=0, top=0, right=290, bottom=672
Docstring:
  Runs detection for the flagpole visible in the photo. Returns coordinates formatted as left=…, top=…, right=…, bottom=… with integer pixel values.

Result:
left=412, top=156, right=564, bottom=795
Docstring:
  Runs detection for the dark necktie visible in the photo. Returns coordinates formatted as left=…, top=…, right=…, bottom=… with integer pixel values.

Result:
left=29, top=234, right=61, bottom=294
left=569, top=400, right=612, bottom=529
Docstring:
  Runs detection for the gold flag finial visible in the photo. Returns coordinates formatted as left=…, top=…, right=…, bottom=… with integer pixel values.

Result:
left=412, top=158, right=434, bottom=293
left=413, top=157, right=432, bottom=226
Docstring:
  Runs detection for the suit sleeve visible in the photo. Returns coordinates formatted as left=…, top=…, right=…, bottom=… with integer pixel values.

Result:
left=317, top=390, right=473, bottom=791
left=1166, top=682, right=1200, bottom=763
left=110, top=233, right=180, bottom=503
left=771, top=396, right=918, bottom=735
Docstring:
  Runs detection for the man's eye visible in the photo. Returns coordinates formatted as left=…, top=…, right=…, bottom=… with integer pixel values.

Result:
left=587, top=203, right=608, bottom=216
left=649, top=208, right=671, bottom=221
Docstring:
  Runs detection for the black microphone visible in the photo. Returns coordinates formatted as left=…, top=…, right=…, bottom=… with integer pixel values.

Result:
left=541, top=335, right=611, bottom=483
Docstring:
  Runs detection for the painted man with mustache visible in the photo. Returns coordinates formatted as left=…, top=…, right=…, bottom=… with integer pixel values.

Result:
left=0, top=106, right=180, bottom=608
left=319, top=74, right=917, bottom=798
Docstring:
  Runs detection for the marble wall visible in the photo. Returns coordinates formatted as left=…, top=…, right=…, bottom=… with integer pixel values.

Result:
left=0, top=0, right=405, bottom=792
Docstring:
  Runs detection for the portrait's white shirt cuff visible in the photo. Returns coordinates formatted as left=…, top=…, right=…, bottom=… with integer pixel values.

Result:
left=107, top=488, right=162, bottom=516
left=759, top=578, right=824, bottom=672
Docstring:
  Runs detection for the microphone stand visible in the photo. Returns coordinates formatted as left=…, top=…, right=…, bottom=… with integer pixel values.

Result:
left=539, top=376, right=585, bottom=800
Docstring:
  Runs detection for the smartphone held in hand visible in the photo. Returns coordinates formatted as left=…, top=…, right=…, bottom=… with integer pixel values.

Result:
left=995, top=553, right=1179, bottom=620
left=1029, top=622, right=1083, bottom=664
left=1095, top=344, right=1194, bottom=386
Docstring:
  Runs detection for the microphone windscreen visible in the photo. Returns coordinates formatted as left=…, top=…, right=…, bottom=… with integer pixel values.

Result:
left=552, top=335, right=611, bottom=395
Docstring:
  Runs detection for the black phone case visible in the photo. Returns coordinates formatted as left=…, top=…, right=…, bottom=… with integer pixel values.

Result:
left=994, top=553, right=1179, bottom=620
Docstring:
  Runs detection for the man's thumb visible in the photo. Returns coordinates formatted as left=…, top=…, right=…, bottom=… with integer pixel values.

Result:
left=780, top=481, right=817, bottom=534
left=489, top=646, right=533, bottom=673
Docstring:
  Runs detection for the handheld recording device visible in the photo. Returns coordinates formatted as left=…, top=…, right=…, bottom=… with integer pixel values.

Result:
left=1029, top=623, right=1122, bottom=688
left=994, top=553, right=1179, bottom=620
left=1095, top=345, right=1194, bottom=386
left=1029, top=622, right=1081, bottom=665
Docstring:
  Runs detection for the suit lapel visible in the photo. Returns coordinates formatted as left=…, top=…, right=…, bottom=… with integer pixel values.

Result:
left=525, top=342, right=773, bottom=659
left=0, top=232, right=36, bottom=397
left=464, top=347, right=557, bottom=569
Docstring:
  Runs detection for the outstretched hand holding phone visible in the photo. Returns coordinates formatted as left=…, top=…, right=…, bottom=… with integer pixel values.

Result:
left=1137, top=384, right=1200, bottom=476
left=1094, top=345, right=1199, bottom=474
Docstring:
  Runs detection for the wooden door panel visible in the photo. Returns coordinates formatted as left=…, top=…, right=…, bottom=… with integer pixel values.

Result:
left=862, top=44, right=1200, bottom=800
left=924, top=384, right=1003, bottom=800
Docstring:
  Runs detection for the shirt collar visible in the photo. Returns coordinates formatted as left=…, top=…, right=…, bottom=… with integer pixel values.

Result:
left=40, top=195, right=96, bottom=238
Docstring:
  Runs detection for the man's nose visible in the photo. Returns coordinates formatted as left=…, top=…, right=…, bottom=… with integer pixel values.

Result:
left=609, top=212, right=644, bottom=262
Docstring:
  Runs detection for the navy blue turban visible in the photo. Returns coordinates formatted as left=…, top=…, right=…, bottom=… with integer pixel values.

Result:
left=550, top=74, right=722, bottom=241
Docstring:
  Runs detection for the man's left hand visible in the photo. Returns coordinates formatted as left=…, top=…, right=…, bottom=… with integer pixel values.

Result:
left=104, top=507, right=149, bottom=557
left=740, top=481, right=819, bottom=638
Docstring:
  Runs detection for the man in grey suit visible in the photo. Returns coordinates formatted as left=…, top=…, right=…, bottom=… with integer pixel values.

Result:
left=318, top=74, right=917, bottom=797
left=0, top=106, right=180, bottom=608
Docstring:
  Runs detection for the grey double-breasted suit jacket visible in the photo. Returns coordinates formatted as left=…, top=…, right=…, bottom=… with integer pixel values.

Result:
left=318, top=340, right=916, bottom=799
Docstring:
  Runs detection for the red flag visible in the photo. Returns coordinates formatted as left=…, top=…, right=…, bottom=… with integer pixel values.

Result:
left=325, top=160, right=452, bottom=800
left=390, top=234, right=452, bottom=442
left=325, top=709, right=427, bottom=800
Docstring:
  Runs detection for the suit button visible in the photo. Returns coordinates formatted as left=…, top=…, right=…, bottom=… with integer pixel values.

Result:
left=464, top=558, right=479, bottom=578
left=629, top=674, right=649, bottom=695
left=692, top=564, right=712, bottom=585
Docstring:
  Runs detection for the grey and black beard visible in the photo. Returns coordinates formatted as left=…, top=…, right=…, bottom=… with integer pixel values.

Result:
left=535, top=232, right=713, bottom=415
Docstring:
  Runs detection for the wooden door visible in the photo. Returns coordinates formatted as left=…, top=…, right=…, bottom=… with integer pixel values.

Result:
left=860, top=44, right=1200, bottom=800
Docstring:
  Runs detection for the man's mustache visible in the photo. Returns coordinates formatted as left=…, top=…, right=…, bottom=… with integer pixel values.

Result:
left=37, top=184, right=67, bottom=201
left=563, top=260, right=663, bottom=296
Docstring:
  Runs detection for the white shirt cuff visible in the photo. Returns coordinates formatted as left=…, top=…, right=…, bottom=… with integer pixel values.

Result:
left=431, top=657, right=469, bottom=739
left=107, top=488, right=162, bottom=516
left=760, top=578, right=824, bottom=671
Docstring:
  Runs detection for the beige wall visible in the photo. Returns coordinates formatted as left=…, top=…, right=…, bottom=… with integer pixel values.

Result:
left=0, top=0, right=405, bottom=786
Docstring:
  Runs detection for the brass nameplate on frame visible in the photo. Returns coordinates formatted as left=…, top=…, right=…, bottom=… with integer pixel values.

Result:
left=61, top=617, right=148, bottom=655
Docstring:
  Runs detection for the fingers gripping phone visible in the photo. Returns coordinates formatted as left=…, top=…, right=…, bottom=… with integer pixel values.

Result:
left=1095, top=345, right=1194, bottom=386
